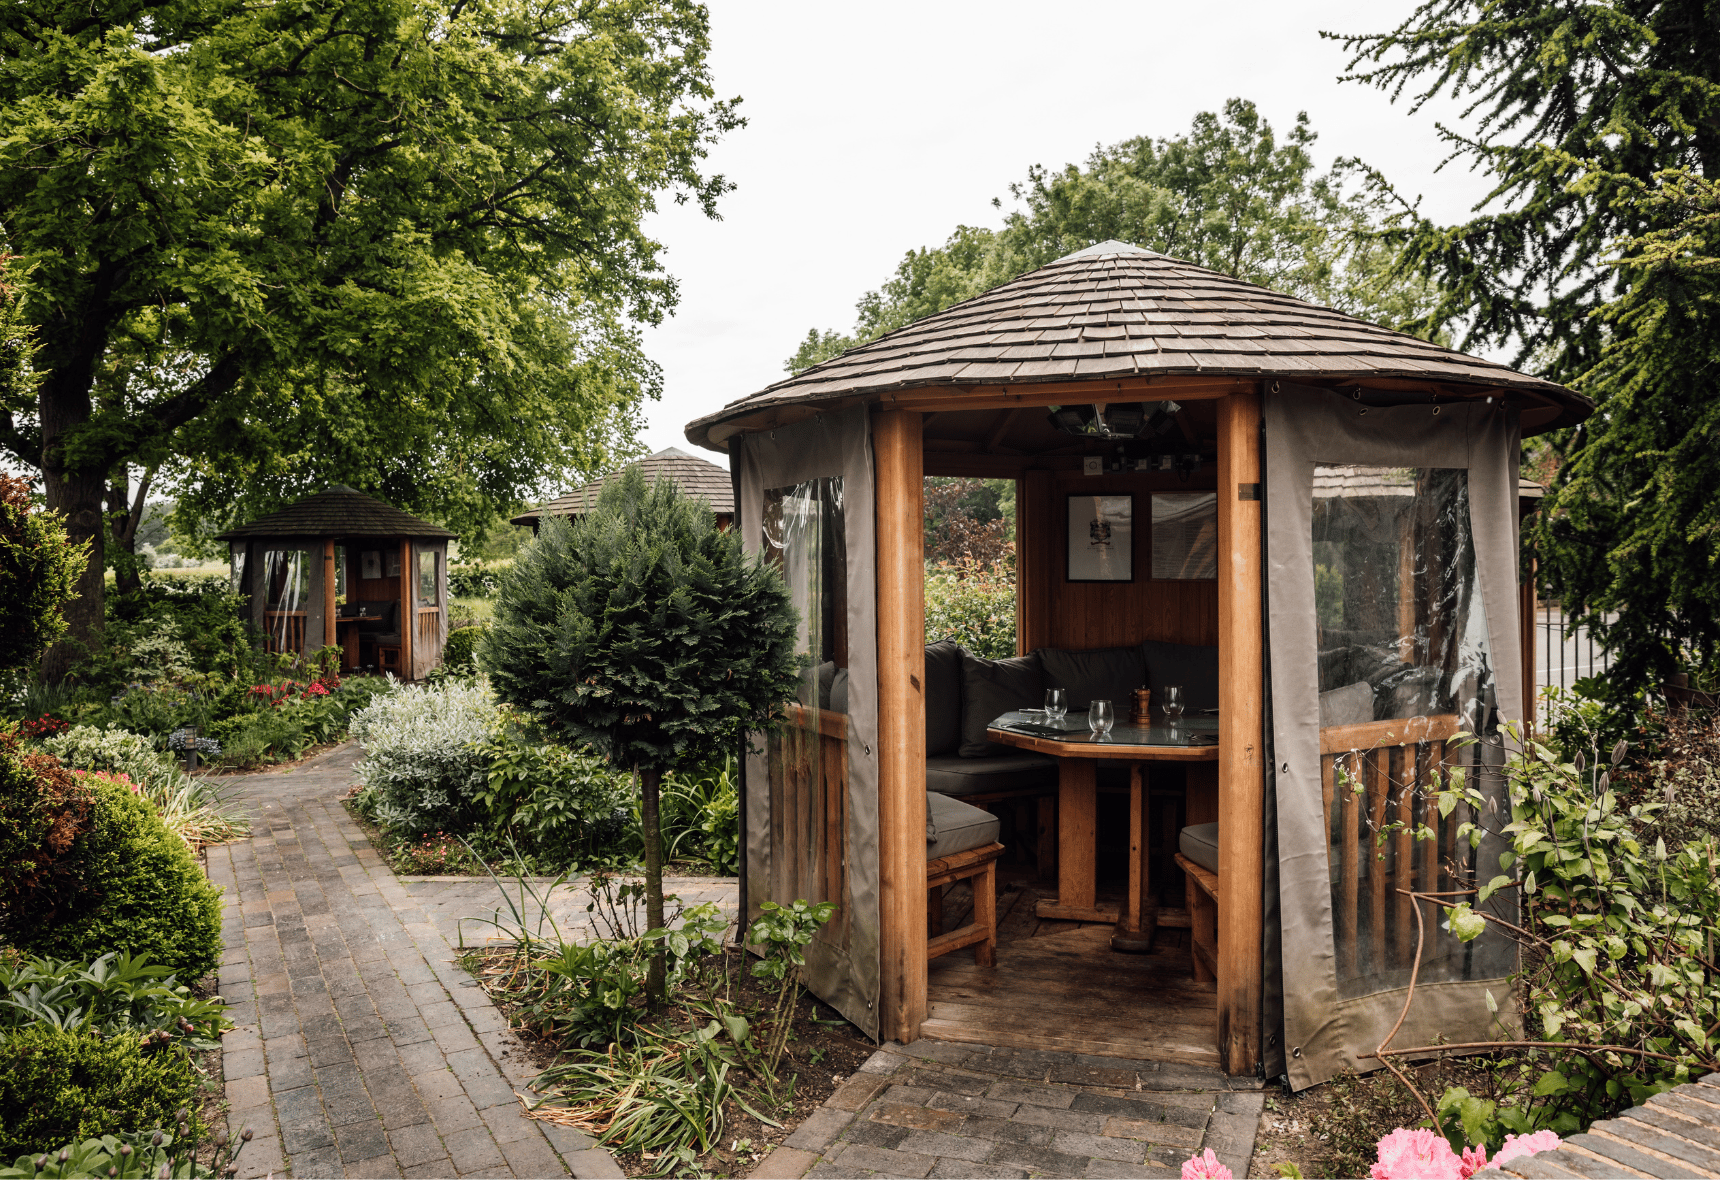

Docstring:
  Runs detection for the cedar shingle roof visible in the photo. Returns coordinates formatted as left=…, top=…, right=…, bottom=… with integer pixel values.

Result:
left=215, top=486, right=455, bottom=541
left=685, top=241, right=1589, bottom=449
left=510, top=448, right=733, bottom=527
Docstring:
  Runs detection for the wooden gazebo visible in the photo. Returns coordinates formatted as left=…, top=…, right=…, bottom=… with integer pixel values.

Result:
left=511, top=447, right=734, bottom=532
left=217, top=486, right=455, bottom=680
left=686, top=241, right=1591, bottom=1087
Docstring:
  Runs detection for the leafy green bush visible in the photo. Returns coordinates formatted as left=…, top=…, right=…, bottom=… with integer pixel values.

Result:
left=351, top=679, right=498, bottom=834
left=39, top=725, right=249, bottom=850
left=442, top=624, right=486, bottom=673
left=0, top=1125, right=248, bottom=1180
left=0, top=736, right=97, bottom=937
left=924, top=559, right=1016, bottom=659
left=0, top=475, right=85, bottom=676
left=448, top=560, right=510, bottom=599
left=0, top=951, right=230, bottom=1051
left=0, top=1026, right=201, bottom=1160
left=39, top=724, right=180, bottom=784
left=10, top=777, right=224, bottom=984
left=653, top=756, right=739, bottom=875
left=473, top=722, right=632, bottom=868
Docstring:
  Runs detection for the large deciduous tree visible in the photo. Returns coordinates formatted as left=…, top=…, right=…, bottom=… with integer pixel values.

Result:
left=480, top=467, right=801, bottom=1002
left=0, top=0, right=740, bottom=679
left=787, top=99, right=1438, bottom=373
left=1330, top=1, right=1720, bottom=693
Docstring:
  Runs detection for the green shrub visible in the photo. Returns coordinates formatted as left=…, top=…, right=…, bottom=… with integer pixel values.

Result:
left=39, top=725, right=181, bottom=785
left=351, top=679, right=498, bottom=834
left=653, top=756, right=739, bottom=875
left=0, top=737, right=97, bottom=937
left=0, top=952, right=230, bottom=1050
left=11, top=777, right=223, bottom=983
left=0, top=475, right=85, bottom=676
left=0, top=1026, right=201, bottom=1160
left=924, top=559, right=1016, bottom=659
left=472, top=723, right=632, bottom=867
left=442, top=624, right=486, bottom=673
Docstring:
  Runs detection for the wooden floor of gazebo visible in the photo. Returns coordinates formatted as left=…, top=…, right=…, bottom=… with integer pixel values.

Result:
left=925, top=878, right=1220, bottom=1068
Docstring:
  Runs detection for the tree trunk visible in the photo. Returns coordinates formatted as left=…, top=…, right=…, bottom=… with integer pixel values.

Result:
left=35, top=320, right=108, bottom=684
left=639, top=765, right=667, bottom=1008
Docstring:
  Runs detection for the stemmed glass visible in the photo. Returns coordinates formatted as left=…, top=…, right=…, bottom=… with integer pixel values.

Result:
left=1161, top=685, right=1185, bottom=720
left=1044, top=688, right=1067, bottom=724
left=1089, top=699, right=1114, bottom=738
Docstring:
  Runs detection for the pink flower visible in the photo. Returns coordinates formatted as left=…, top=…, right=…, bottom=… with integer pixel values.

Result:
left=1492, top=1130, right=1561, bottom=1167
left=1460, top=1145, right=1489, bottom=1178
left=1371, top=1128, right=1464, bottom=1180
left=1181, top=1149, right=1233, bottom=1180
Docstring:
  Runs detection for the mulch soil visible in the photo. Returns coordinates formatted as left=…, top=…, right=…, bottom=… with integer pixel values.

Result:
left=468, top=944, right=875, bottom=1179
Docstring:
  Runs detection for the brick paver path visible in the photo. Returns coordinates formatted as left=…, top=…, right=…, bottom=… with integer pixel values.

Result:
left=748, top=1039, right=1265, bottom=1180
left=208, top=743, right=626, bottom=1179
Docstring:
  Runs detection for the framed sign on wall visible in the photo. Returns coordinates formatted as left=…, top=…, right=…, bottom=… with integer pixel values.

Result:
left=1066, top=493, right=1134, bottom=582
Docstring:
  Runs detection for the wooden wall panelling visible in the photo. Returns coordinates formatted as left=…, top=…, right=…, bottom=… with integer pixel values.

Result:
left=1020, top=469, right=1054, bottom=654
left=399, top=539, right=413, bottom=679
left=875, top=409, right=928, bottom=1044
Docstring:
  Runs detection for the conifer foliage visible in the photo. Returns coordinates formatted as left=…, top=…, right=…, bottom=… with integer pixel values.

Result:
left=481, top=467, right=800, bottom=1000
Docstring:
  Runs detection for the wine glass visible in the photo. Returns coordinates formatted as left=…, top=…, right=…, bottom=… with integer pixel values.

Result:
left=1044, top=688, right=1067, bottom=723
left=1089, top=699, right=1114, bottom=738
left=1161, top=685, right=1185, bottom=720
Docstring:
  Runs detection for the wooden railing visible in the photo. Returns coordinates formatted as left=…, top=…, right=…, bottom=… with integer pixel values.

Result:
left=1320, top=713, right=1463, bottom=982
left=768, top=703, right=851, bottom=950
left=263, top=611, right=306, bottom=655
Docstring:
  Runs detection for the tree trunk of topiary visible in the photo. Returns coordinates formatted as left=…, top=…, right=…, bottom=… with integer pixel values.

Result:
left=639, top=765, right=666, bottom=1008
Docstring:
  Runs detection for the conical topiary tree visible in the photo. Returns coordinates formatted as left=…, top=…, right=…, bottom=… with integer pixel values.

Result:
left=479, top=465, right=802, bottom=1002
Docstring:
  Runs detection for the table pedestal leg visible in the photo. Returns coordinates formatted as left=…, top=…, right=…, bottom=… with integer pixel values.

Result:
left=1112, top=763, right=1159, bottom=952
left=1034, top=759, right=1117, bottom=923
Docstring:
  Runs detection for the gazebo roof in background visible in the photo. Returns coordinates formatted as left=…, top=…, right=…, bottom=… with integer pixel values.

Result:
left=511, top=447, right=733, bottom=527
left=215, top=486, right=455, bottom=541
left=685, top=240, right=1590, bottom=449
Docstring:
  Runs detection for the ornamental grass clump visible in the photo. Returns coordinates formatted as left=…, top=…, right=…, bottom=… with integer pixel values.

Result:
left=482, top=465, right=801, bottom=1003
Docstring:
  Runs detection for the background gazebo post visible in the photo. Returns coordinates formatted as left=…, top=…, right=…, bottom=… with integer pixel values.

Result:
left=876, top=408, right=929, bottom=1043
left=1216, top=388, right=1265, bottom=1076
left=323, top=540, right=337, bottom=651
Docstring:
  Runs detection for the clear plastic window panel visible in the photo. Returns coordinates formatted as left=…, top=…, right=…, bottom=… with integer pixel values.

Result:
left=418, top=549, right=438, bottom=606
left=759, top=478, right=850, bottom=946
left=262, top=548, right=311, bottom=654
left=1311, top=466, right=1511, bottom=995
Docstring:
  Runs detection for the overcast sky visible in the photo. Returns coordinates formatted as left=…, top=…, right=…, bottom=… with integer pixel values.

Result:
left=633, top=0, right=1497, bottom=469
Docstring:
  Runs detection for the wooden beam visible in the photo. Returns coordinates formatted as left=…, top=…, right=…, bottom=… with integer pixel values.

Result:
left=985, top=408, right=1022, bottom=453
left=874, top=408, right=928, bottom=1044
left=1215, top=389, right=1264, bottom=1077
left=400, top=539, right=414, bottom=680
left=323, top=539, right=337, bottom=651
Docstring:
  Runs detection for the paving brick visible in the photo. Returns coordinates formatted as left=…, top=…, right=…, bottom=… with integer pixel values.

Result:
left=461, top=1068, right=519, bottom=1111
left=445, top=1046, right=493, bottom=1081
left=840, top=1118, right=912, bottom=1150
left=904, top=1067, right=991, bottom=1096
left=1084, top=1159, right=1177, bottom=1179
left=288, top=1144, right=344, bottom=1179
left=1073, top=1091, right=1209, bottom=1127
left=828, top=1074, right=893, bottom=1112
left=233, top=1134, right=285, bottom=1180
left=430, top=1018, right=480, bottom=1054
left=901, top=1039, right=978, bottom=1066
left=563, top=1146, right=626, bottom=1178
left=897, top=1129, right=994, bottom=1162
left=345, top=1153, right=405, bottom=1178
left=985, top=1080, right=1076, bottom=1109
left=224, top=1047, right=266, bottom=1081
left=306, top=1033, right=354, bottom=1069
left=750, top=1145, right=819, bottom=1179
left=402, top=1157, right=456, bottom=1179
left=498, top=1131, right=565, bottom=1178
left=931, top=1160, right=1027, bottom=1179
left=388, top=1120, right=449, bottom=1168
left=428, top=1093, right=483, bottom=1135
left=225, top=1073, right=272, bottom=1113
left=783, top=1106, right=856, bottom=1152
left=1054, top=1128, right=1149, bottom=1163
left=539, top=1122, right=600, bottom=1157
left=276, top=1087, right=334, bottom=1154
left=956, top=1116, right=1053, bottom=1149
left=985, top=1142, right=1094, bottom=1177
left=480, top=1102, right=543, bottom=1145
left=414, top=1067, right=467, bottom=1103
left=335, top=1117, right=392, bottom=1163
left=867, top=1103, right=963, bottom=1133
left=1011, top=1103, right=1104, bottom=1134
left=443, top=1125, right=506, bottom=1173
left=828, top=1142, right=935, bottom=1178
left=1104, top=1115, right=1205, bottom=1149
left=927, top=1091, right=1018, bottom=1120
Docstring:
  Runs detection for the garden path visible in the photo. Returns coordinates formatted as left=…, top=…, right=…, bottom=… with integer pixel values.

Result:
left=209, top=742, right=629, bottom=1180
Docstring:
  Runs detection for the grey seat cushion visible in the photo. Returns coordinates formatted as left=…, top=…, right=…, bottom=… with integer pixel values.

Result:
left=814, top=662, right=851, bottom=713
left=1038, top=645, right=1146, bottom=715
left=958, top=650, right=1044, bottom=758
left=927, top=791, right=1002, bottom=859
left=927, top=753, right=1057, bottom=797
left=1180, top=822, right=1219, bottom=874
left=1140, top=639, right=1220, bottom=713
left=925, top=640, right=966, bottom=757
left=1319, top=679, right=1374, bottom=728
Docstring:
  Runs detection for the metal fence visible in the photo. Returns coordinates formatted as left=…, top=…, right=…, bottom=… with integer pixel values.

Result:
left=1533, top=603, right=1614, bottom=719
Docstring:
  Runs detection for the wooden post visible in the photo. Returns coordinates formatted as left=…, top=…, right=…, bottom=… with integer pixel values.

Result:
left=400, top=538, right=414, bottom=680
left=875, top=409, right=928, bottom=1044
left=1215, top=390, right=1264, bottom=1077
left=323, top=540, right=337, bottom=652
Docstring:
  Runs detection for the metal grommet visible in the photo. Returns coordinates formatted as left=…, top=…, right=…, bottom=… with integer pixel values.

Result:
left=1359, top=407, right=1368, bottom=416
left=1292, top=1046, right=1302, bottom=1058
left=1281, top=762, right=1290, bottom=774
left=1432, top=405, right=1441, bottom=416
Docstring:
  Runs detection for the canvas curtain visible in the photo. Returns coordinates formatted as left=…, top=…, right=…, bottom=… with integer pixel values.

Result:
left=733, top=406, right=880, bottom=1039
left=1266, top=383, right=1524, bottom=1090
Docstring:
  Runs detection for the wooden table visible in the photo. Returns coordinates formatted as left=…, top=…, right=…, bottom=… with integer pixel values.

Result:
left=987, top=711, right=1220, bottom=953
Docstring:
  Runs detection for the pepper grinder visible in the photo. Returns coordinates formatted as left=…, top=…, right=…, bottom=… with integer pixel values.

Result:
left=1133, top=686, right=1152, bottom=725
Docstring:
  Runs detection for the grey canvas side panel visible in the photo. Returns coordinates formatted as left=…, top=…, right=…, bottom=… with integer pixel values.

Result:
left=733, top=407, right=881, bottom=1039
left=1266, top=383, right=1522, bottom=1090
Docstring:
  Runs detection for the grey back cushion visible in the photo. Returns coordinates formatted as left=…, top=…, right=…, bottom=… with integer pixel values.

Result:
left=958, top=650, right=1044, bottom=758
left=1037, top=645, right=1146, bottom=714
left=1319, top=679, right=1374, bottom=728
left=925, top=641, right=966, bottom=757
left=1139, top=639, right=1220, bottom=713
